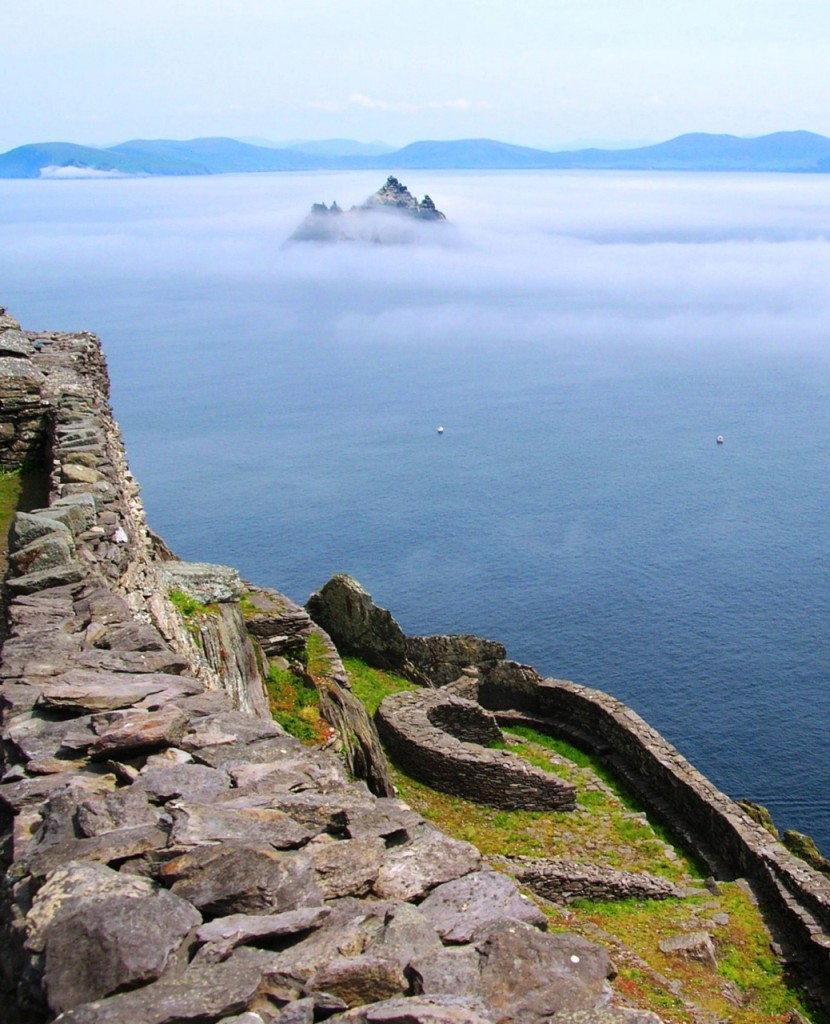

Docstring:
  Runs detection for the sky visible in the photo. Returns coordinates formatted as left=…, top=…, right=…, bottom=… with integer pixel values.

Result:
left=3, top=0, right=830, bottom=152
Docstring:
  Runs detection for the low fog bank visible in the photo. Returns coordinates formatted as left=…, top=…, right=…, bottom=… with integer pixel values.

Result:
left=3, top=170, right=830, bottom=359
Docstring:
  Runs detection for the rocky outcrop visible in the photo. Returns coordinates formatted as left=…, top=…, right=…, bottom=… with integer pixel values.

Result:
left=289, top=178, right=446, bottom=243
left=306, top=575, right=505, bottom=686
left=375, top=689, right=576, bottom=811
left=0, top=317, right=621, bottom=1024
left=239, top=585, right=394, bottom=797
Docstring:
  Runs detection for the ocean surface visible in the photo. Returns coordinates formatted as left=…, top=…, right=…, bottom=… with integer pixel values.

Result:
left=1, top=169, right=829, bottom=852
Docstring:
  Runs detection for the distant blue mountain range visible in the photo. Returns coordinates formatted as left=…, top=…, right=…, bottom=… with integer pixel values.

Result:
left=4, top=131, right=830, bottom=178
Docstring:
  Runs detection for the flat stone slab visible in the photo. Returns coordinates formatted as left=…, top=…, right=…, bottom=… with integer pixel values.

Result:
left=418, top=870, right=547, bottom=943
left=89, top=706, right=190, bottom=757
left=48, top=946, right=277, bottom=1024
left=160, top=561, right=245, bottom=604
left=195, top=906, right=332, bottom=959
left=168, top=800, right=320, bottom=849
left=373, top=825, right=481, bottom=902
left=160, top=844, right=324, bottom=916
left=38, top=670, right=202, bottom=711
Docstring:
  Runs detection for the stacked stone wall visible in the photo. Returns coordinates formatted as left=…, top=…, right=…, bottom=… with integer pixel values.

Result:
left=375, top=689, right=576, bottom=812
left=525, top=677, right=830, bottom=1003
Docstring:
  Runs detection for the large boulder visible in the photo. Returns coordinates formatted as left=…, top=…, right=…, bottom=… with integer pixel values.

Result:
left=306, top=576, right=412, bottom=675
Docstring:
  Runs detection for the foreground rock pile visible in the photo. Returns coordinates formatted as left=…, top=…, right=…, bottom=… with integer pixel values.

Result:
left=0, top=315, right=656, bottom=1024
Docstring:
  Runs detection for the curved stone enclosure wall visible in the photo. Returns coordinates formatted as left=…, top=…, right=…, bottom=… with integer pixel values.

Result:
left=376, top=689, right=576, bottom=811
left=0, top=319, right=624, bottom=1024
left=480, top=666, right=830, bottom=1004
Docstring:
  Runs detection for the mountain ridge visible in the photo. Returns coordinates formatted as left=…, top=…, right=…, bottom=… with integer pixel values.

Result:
left=3, top=130, right=830, bottom=178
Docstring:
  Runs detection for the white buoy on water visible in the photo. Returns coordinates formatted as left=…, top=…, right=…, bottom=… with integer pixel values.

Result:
left=437, top=426, right=444, bottom=434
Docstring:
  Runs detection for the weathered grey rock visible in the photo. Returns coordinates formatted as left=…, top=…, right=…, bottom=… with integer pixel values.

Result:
left=62, top=462, right=105, bottom=485
left=305, top=956, right=407, bottom=1009
left=229, top=755, right=351, bottom=799
left=89, top=706, right=190, bottom=757
left=6, top=562, right=86, bottom=593
left=241, top=586, right=314, bottom=657
left=0, top=771, right=116, bottom=815
left=10, top=511, right=72, bottom=549
left=11, top=532, right=76, bottom=574
left=75, top=785, right=165, bottom=836
left=364, top=903, right=444, bottom=969
left=373, top=825, right=481, bottom=902
left=42, top=493, right=99, bottom=535
left=306, top=575, right=411, bottom=673
left=24, top=824, right=171, bottom=879
left=418, top=871, right=547, bottom=944
left=0, top=328, right=32, bottom=356
left=181, top=709, right=289, bottom=750
left=35, top=864, right=202, bottom=1014
left=309, top=836, right=387, bottom=898
left=343, top=799, right=423, bottom=843
left=37, top=670, right=202, bottom=712
left=168, top=799, right=320, bottom=849
left=476, top=920, right=612, bottom=1022
left=657, top=931, right=718, bottom=970
left=273, top=1001, right=314, bottom=1023
left=51, top=947, right=278, bottom=1024
left=267, top=900, right=391, bottom=981
left=161, top=845, right=324, bottom=916
left=406, top=635, right=506, bottom=688
left=71, top=648, right=190, bottom=675
left=134, top=763, right=232, bottom=804
left=92, top=621, right=168, bottom=651
left=160, top=560, right=245, bottom=604
left=409, top=947, right=483, bottom=998
left=195, top=906, right=332, bottom=960
left=4, top=709, right=97, bottom=763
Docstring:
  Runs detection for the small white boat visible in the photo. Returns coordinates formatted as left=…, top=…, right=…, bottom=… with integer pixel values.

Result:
left=437, top=426, right=444, bottom=434
left=716, top=435, right=724, bottom=445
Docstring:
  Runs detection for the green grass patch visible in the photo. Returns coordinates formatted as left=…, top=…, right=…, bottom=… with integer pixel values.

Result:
left=0, top=469, right=23, bottom=565
left=264, top=661, right=327, bottom=744
left=168, top=589, right=216, bottom=618
left=343, top=657, right=417, bottom=715
left=305, top=632, right=331, bottom=677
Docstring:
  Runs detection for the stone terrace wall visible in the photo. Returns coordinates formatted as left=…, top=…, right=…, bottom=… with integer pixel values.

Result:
left=474, top=663, right=830, bottom=1007
left=376, top=689, right=576, bottom=812
left=0, top=320, right=633, bottom=1024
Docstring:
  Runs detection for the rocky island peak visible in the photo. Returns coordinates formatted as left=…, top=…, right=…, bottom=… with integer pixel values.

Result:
left=289, top=176, right=446, bottom=242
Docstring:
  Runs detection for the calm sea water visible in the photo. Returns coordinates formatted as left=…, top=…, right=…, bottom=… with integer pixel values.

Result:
left=1, top=169, right=829, bottom=851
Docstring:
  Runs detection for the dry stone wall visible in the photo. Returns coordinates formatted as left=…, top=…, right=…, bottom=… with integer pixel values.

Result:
left=375, top=689, right=576, bottom=811
left=473, top=666, right=830, bottom=1009
left=0, top=319, right=637, bottom=1024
